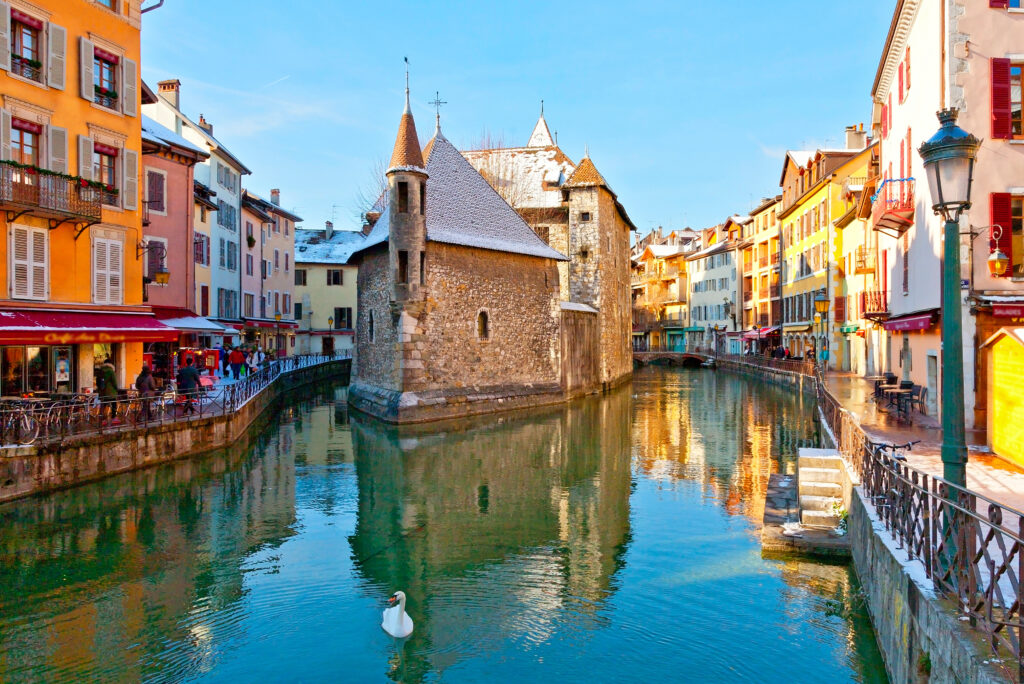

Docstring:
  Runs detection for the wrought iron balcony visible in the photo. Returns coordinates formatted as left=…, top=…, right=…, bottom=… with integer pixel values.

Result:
left=0, top=163, right=103, bottom=223
left=860, top=290, right=889, bottom=320
left=11, top=55, right=43, bottom=83
left=871, top=178, right=915, bottom=238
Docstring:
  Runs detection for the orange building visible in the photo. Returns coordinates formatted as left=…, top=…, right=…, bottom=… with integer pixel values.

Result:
left=0, top=0, right=171, bottom=394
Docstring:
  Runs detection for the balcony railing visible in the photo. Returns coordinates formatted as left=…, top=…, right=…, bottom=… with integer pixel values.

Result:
left=743, top=290, right=753, bottom=302
left=11, top=55, right=43, bottom=83
left=771, top=252, right=780, bottom=265
left=0, top=164, right=103, bottom=221
left=758, top=255, right=769, bottom=268
left=853, top=245, right=876, bottom=274
left=871, top=178, right=915, bottom=238
left=860, top=290, right=889, bottom=319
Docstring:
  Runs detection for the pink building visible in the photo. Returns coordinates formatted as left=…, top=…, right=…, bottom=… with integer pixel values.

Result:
left=241, top=195, right=271, bottom=345
left=243, top=189, right=300, bottom=356
left=870, top=0, right=1024, bottom=430
left=141, top=113, right=223, bottom=384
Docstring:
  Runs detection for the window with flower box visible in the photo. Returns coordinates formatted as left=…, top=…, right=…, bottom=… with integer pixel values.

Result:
left=93, top=50, right=118, bottom=109
left=92, top=145, right=118, bottom=206
left=11, top=13, right=42, bottom=83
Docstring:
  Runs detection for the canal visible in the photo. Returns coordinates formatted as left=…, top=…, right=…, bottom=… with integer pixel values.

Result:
left=0, top=366, right=887, bottom=682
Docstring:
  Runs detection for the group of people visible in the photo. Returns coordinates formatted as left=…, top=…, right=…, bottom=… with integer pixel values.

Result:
left=745, top=345, right=793, bottom=359
left=216, top=345, right=269, bottom=381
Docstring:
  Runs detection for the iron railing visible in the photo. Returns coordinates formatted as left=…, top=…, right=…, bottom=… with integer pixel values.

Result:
left=816, top=371, right=1024, bottom=678
left=0, top=163, right=103, bottom=220
left=718, top=353, right=815, bottom=376
left=0, top=352, right=348, bottom=448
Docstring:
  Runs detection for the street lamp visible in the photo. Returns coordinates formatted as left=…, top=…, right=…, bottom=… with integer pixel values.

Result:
left=814, top=289, right=830, bottom=368
left=918, top=108, right=981, bottom=489
left=274, top=310, right=282, bottom=359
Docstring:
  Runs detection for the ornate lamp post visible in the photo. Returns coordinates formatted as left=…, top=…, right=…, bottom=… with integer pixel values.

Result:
left=918, top=108, right=981, bottom=489
left=814, top=289, right=830, bottom=369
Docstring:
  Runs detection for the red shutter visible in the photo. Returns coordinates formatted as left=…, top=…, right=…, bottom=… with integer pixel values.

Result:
left=990, top=0, right=1009, bottom=7
left=882, top=104, right=889, bottom=138
left=905, top=47, right=911, bottom=91
left=991, top=193, right=1014, bottom=277
left=899, top=64, right=905, bottom=102
left=992, top=58, right=1013, bottom=140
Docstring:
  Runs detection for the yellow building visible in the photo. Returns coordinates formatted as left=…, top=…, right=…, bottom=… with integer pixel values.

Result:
left=293, top=222, right=364, bottom=354
left=738, top=197, right=781, bottom=347
left=192, top=180, right=216, bottom=322
left=0, top=0, right=165, bottom=393
left=778, top=127, right=870, bottom=365
left=981, top=328, right=1024, bottom=468
left=631, top=244, right=690, bottom=351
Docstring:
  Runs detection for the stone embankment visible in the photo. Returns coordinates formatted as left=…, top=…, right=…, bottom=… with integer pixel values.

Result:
left=715, top=357, right=1010, bottom=683
left=0, top=359, right=350, bottom=504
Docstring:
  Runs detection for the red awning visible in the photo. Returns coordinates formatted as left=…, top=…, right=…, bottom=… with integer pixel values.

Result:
left=0, top=310, right=178, bottom=344
left=883, top=311, right=938, bottom=332
left=244, top=319, right=299, bottom=330
left=742, top=325, right=780, bottom=340
left=993, top=304, right=1024, bottom=318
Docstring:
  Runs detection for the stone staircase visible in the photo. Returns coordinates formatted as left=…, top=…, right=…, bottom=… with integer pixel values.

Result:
left=798, top=448, right=844, bottom=528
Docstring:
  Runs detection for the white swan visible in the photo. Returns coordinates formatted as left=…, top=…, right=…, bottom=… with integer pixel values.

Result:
left=381, top=591, right=414, bottom=638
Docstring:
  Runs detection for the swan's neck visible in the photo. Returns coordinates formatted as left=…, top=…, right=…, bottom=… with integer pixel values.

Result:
left=397, top=595, right=406, bottom=614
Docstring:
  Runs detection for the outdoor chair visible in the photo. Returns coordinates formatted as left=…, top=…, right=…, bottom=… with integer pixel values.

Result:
left=912, top=386, right=928, bottom=415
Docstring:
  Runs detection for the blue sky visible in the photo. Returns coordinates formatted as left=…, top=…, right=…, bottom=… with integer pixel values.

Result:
left=141, top=1, right=895, bottom=235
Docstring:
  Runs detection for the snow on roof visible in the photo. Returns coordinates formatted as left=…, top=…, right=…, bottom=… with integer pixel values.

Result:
left=142, top=115, right=206, bottom=156
left=787, top=151, right=814, bottom=167
left=356, top=133, right=568, bottom=262
left=461, top=145, right=575, bottom=210
left=294, top=228, right=367, bottom=265
left=687, top=240, right=733, bottom=261
left=527, top=114, right=554, bottom=147
left=641, top=244, right=686, bottom=259
left=560, top=301, right=598, bottom=313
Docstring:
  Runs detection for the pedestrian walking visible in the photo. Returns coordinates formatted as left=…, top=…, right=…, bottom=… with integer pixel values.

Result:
left=176, top=357, right=202, bottom=415
left=97, top=358, right=119, bottom=424
left=135, top=365, right=156, bottom=422
left=228, top=347, right=245, bottom=380
left=247, top=349, right=259, bottom=376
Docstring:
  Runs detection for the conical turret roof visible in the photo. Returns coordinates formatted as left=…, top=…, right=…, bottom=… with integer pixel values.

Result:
left=388, top=92, right=425, bottom=171
left=527, top=112, right=554, bottom=147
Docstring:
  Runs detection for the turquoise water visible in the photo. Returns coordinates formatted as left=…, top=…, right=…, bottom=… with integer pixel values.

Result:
left=0, top=366, right=887, bottom=682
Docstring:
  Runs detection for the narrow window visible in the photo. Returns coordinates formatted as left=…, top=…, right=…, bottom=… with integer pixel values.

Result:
left=581, top=212, right=591, bottom=221
left=420, top=182, right=426, bottom=215
left=398, top=250, right=408, bottom=283
left=398, top=182, right=409, bottom=213
left=419, top=252, right=425, bottom=285
left=477, top=311, right=489, bottom=340
left=369, top=311, right=375, bottom=342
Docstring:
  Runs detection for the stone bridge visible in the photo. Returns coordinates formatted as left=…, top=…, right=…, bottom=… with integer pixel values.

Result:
left=632, top=351, right=712, bottom=367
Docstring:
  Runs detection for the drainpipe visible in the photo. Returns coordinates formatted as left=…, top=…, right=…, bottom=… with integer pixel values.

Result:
left=140, top=0, right=164, bottom=12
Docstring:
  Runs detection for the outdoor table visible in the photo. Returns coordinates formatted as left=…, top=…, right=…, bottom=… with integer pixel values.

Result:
left=876, top=384, right=899, bottom=403
left=892, top=389, right=914, bottom=421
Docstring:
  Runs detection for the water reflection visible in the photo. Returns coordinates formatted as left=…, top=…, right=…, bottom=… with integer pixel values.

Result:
left=0, top=373, right=886, bottom=683
left=348, top=389, right=632, bottom=681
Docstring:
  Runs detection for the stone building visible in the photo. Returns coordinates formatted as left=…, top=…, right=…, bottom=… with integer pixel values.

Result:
left=349, top=91, right=634, bottom=423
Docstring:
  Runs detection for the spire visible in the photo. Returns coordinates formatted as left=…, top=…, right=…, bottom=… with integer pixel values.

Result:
left=429, top=91, right=446, bottom=136
left=584, top=143, right=589, bottom=158
left=527, top=100, right=555, bottom=147
left=389, top=61, right=425, bottom=171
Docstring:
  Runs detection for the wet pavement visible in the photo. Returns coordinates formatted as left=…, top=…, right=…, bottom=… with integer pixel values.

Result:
left=826, top=373, right=1024, bottom=513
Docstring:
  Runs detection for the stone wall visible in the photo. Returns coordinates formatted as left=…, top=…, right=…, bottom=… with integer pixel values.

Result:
left=353, top=247, right=399, bottom=391
left=596, top=190, right=633, bottom=387
left=848, top=490, right=1007, bottom=684
left=0, top=361, right=349, bottom=503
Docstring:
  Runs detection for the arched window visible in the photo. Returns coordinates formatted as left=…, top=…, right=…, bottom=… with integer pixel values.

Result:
left=477, top=311, right=489, bottom=340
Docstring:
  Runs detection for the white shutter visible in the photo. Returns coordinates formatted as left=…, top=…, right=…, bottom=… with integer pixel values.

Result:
left=48, top=126, right=67, bottom=173
left=30, top=228, right=47, bottom=300
left=93, top=237, right=108, bottom=303
left=0, top=2, right=10, bottom=72
left=10, top=226, right=29, bottom=298
left=108, top=240, right=122, bottom=304
left=79, top=37, right=94, bottom=102
left=47, top=22, right=65, bottom=89
left=0, top=108, right=10, bottom=161
left=78, top=135, right=93, bottom=179
left=120, top=57, right=137, bottom=117
left=121, top=148, right=138, bottom=210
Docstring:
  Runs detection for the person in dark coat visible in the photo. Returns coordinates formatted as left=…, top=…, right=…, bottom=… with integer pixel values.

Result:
left=135, top=366, right=156, bottom=421
left=97, top=358, right=119, bottom=423
left=176, top=357, right=202, bottom=415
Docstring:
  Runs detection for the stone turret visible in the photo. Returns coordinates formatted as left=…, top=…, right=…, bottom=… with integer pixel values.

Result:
left=386, top=85, right=428, bottom=306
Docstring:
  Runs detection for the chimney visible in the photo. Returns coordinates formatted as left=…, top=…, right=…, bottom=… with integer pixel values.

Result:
left=270, top=189, right=280, bottom=206
left=157, top=79, right=180, bottom=109
left=197, top=114, right=213, bottom=135
left=845, top=124, right=867, bottom=150
left=363, top=211, right=381, bottom=235
left=325, top=220, right=333, bottom=240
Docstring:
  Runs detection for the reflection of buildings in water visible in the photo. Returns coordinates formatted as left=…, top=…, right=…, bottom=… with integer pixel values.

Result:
left=348, top=388, right=632, bottom=682
left=630, top=368, right=818, bottom=525
left=0, top=428, right=298, bottom=681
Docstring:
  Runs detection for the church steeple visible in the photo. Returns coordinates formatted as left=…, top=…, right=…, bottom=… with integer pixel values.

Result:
left=527, top=100, right=554, bottom=147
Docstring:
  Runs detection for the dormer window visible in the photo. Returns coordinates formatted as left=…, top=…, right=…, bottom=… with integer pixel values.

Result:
left=398, top=181, right=409, bottom=213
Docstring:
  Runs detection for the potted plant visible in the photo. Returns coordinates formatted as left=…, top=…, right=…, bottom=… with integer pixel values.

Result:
left=247, top=235, right=256, bottom=249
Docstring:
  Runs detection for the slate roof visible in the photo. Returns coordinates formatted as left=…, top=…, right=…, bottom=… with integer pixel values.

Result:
left=461, top=144, right=575, bottom=210
left=294, top=227, right=367, bottom=265
left=355, top=132, right=567, bottom=262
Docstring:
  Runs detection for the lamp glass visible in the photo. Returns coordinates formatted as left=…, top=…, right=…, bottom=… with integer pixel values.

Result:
left=328, top=317, right=334, bottom=329
left=988, top=249, right=1009, bottom=277
left=814, top=292, right=830, bottom=314
left=275, top=312, right=282, bottom=322
left=154, top=269, right=170, bottom=285
left=926, top=155, right=973, bottom=209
